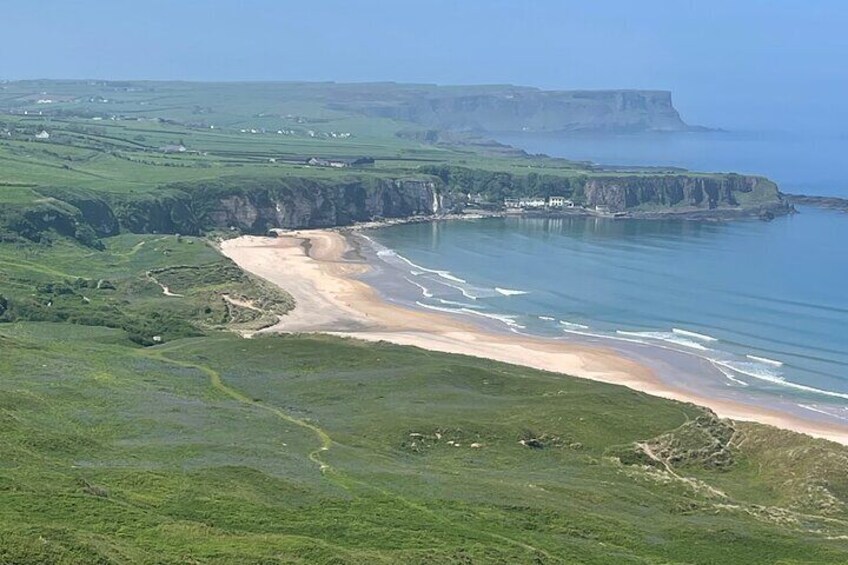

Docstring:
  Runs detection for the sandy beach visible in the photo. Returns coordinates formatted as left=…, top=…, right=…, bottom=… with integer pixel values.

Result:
left=220, top=230, right=848, bottom=445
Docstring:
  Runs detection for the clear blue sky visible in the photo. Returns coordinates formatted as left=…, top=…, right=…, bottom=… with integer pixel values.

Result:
left=4, top=0, right=846, bottom=132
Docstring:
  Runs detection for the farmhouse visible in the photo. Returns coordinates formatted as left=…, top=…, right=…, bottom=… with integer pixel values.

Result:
left=34, top=130, right=50, bottom=140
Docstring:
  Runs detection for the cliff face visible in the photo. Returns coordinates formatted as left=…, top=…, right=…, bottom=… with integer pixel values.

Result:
left=201, top=178, right=446, bottom=233
left=583, top=175, right=790, bottom=214
left=350, top=89, right=690, bottom=133
left=1, top=171, right=788, bottom=247
left=2, top=177, right=450, bottom=246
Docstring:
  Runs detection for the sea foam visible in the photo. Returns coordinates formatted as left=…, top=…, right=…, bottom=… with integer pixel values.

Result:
left=404, top=277, right=433, bottom=298
left=711, top=359, right=848, bottom=400
left=745, top=354, right=784, bottom=367
left=495, top=287, right=529, bottom=296
left=616, top=330, right=711, bottom=351
left=672, top=328, right=718, bottom=342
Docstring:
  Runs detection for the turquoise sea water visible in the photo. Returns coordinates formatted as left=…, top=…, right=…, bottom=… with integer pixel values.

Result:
left=365, top=132, right=848, bottom=418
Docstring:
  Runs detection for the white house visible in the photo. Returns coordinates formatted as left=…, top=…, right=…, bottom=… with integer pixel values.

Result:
left=35, top=130, right=50, bottom=140
left=549, top=196, right=575, bottom=208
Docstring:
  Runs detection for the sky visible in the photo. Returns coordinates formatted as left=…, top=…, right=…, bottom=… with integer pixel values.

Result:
left=3, top=0, right=847, bottom=132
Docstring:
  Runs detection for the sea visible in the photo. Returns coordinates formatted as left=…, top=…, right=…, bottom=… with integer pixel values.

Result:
left=362, top=130, right=848, bottom=424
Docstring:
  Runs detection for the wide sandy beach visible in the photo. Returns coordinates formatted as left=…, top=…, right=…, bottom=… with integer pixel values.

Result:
left=220, top=230, right=848, bottom=445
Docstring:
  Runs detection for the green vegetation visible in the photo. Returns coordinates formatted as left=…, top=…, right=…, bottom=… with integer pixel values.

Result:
left=1, top=232, right=848, bottom=563
left=0, top=234, right=292, bottom=345
left=0, top=81, right=822, bottom=562
left=0, top=81, right=785, bottom=245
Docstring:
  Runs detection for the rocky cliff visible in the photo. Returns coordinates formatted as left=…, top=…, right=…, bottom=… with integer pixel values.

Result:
left=583, top=174, right=792, bottom=216
left=1, top=176, right=452, bottom=245
left=344, top=88, right=691, bottom=133
left=1, top=171, right=789, bottom=247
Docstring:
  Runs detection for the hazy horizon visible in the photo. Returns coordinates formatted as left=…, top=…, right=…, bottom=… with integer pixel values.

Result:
left=4, top=1, right=847, bottom=133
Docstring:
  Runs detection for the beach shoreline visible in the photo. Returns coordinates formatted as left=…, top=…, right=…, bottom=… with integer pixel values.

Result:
left=219, top=229, right=848, bottom=446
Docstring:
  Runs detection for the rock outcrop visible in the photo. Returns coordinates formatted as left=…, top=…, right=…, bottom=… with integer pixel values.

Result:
left=584, top=174, right=792, bottom=215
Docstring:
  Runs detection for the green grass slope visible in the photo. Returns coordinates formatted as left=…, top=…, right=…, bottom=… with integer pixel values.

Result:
left=1, top=234, right=848, bottom=563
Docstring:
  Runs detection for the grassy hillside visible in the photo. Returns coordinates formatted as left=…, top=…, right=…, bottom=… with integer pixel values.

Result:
left=1, top=233, right=848, bottom=563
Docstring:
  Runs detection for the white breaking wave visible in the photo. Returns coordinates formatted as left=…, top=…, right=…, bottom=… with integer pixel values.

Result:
left=415, top=301, right=463, bottom=315
left=377, top=248, right=466, bottom=284
left=429, top=277, right=481, bottom=300
left=798, top=404, right=848, bottom=422
left=711, top=359, right=848, bottom=401
left=495, top=287, right=529, bottom=296
left=616, top=330, right=711, bottom=351
left=559, top=320, right=589, bottom=330
left=746, top=354, right=784, bottom=367
left=672, top=328, right=718, bottom=342
left=438, top=298, right=483, bottom=309
left=404, top=277, right=433, bottom=298
left=538, top=316, right=556, bottom=321
left=460, top=308, right=526, bottom=329
left=414, top=301, right=525, bottom=330
left=440, top=272, right=468, bottom=284
left=709, top=361, right=750, bottom=387
left=368, top=238, right=502, bottom=301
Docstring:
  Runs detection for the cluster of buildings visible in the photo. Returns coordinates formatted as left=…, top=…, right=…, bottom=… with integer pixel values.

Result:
left=306, top=156, right=375, bottom=168
left=503, top=196, right=576, bottom=209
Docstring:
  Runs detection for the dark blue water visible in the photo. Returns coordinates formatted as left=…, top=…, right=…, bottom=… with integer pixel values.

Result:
left=366, top=132, right=848, bottom=414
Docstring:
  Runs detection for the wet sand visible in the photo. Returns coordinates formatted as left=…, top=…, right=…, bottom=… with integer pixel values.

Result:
left=220, top=230, right=848, bottom=445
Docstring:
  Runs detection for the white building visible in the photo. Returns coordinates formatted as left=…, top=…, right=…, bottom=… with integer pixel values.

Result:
left=35, top=130, right=50, bottom=140
left=549, top=196, right=575, bottom=208
left=519, top=197, right=547, bottom=208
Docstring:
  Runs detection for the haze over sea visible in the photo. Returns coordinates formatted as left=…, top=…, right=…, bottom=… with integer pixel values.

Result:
left=366, top=131, right=848, bottom=419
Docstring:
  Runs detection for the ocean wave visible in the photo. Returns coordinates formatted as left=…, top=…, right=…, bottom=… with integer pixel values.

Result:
left=672, top=328, right=718, bottom=342
left=538, top=316, right=556, bottom=321
left=745, top=354, right=784, bottom=367
left=459, top=308, right=527, bottom=329
left=711, top=359, right=848, bottom=401
left=797, top=404, right=848, bottom=422
left=495, top=287, right=529, bottom=296
left=559, top=320, right=590, bottom=329
left=616, top=330, right=711, bottom=351
left=429, top=277, right=482, bottom=300
left=437, top=298, right=483, bottom=309
left=377, top=248, right=467, bottom=284
left=404, top=277, right=433, bottom=298
left=561, top=327, right=643, bottom=343
left=440, top=272, right=468, bottom=284
left=708, top=361, right=750, bottom=387
left=413, top=301, right=525, bottom=330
